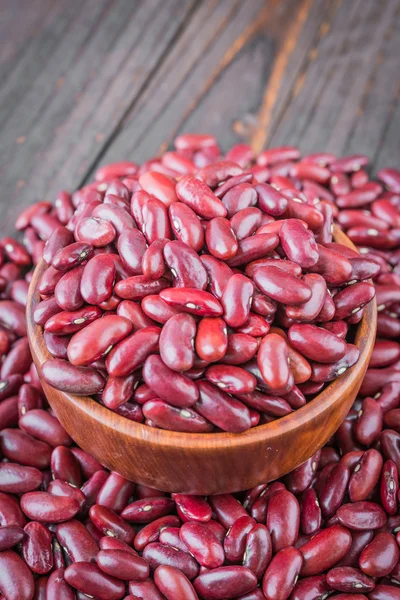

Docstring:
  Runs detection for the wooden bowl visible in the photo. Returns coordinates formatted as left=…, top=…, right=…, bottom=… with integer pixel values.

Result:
left=27, top=227, right=377, bottom=494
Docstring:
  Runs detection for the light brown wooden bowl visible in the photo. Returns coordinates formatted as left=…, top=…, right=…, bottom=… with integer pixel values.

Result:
left=27, top=227, right=377, bottom=495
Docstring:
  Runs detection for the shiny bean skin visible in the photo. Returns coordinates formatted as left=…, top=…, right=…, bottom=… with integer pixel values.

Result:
left=300, top=525, right=352, bottom=576
left=262, top=546, right=303, bottom=600
left=0, top=428, right=52, bottom=469
left=64, top=562, right=126, bottom=600
left=54, top=265, right=85, bottom=311
left=194, top=566, right=258, bottom=599
left=0, top=550, right=35, bottom=600
left=180, top=521, right=225, bottom=568
left=355, top=398, right=383, bottom=445
left=42, top=358, right=105, bottom=395
left=176, top=175, right=227, bottom=219
left=221, top=273, right=254, bottom=327
left=96, top=471, right=135, bottom=514
left=221, top=183, right=258, bottom=217
left=205, top=364, right=256, bottom=394
left=326, top=566, right=375, bottom=593
left=209, top=494, right=248, bottom=529
left=56, top=519, right=99, bottom=563
left=143, top=542, right=199, bottom=580
left=206, top=217, right=238, bottom=259
left=224, top=515, right=255, bottom=562
left=121, top=496, right=175, bottom=523
left=105, top=325, right=160, bottom=377
left=288, top=324, right=347, bottom=363
left=44, top=306, right=102, bottom=335
left=358, top=531, right=399, bottom=578
left=89, top=504, right=135, bottom=544
left=253, top=266, right=311, bottom=305
left=160, top=287, right=223, bottom=316
left=164, top=240, right=208, bottom=289
left=169, top=202, right=204, bottom=251
left=257, top=333, right=292, bottom=395
left=20, top=492, right=80, bottom=523
left=115, top=274, right=169, bottom=300
left=267, top=490, right=300, bottom=553
left=279, top=219, right=319, bottom=268
left=200, top=254, right=233, bottom=299
left=96, top=549, right=149, bottom=581
left=154, top=565, right=199, bottom=600
left=80, top=253, right=116, bottom=305
left=143, top=354, right=198, bottom=407
left=230, top=207, right=263, bottom=241
left=133, top=515, right=181, bottom=551
left=337, top=502, right=387, bottom=530
left=22, top=521, right=53, bottom=574
left=142, top=399, right=214, bottom=433
left=195, top=380, right=251, bottom=432
left=139, top=171, right=177, bottom=206
left=300, top=488, right=321, bottom=535
left=129, top=579, right=170, bottom=600
left=0, top=524, right=25, bottom=551
left=226, top=233, right=279, bottom=267
left=19, top=409, right=72, bottom=447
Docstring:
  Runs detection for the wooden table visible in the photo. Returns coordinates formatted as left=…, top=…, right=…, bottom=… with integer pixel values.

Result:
left=1, top=0, right=399, bottom=233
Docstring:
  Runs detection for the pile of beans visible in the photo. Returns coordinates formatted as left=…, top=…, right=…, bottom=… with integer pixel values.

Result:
left=32, top=137, right=381, bottom=434
left=0, top=136, right=398, bottom=599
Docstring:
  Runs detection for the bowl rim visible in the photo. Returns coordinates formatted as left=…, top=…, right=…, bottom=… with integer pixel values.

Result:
left=27, top=226, right=377, bottom=451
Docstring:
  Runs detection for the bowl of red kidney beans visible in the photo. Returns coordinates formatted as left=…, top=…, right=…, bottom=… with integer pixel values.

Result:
left=0, top=134, right=398, bottom=599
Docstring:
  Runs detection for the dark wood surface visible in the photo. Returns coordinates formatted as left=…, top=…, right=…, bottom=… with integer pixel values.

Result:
left=27, top=228, right=377, bottom=494
left=1, top=0, right=399, bottom=234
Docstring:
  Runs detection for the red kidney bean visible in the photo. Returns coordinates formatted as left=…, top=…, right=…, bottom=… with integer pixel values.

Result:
left=337, top=501, right=387, bottom=530
left=154, top=564, right=199, bottom=600
left=205, top=217, right=238, bottom=260
left=380, top=459, right=398, bottom=515
left=45, top=305, right=102, bottom=335
left=176, top=175, right=227, bottom=219
left=173, top=494, right=212, bottom=523
left=209, top=494, right=248, bottom=529
left=143, top=542, right=199, bottom=580
left=20, top=492, right=80, bottom=523
left=129, top=580, right=166, bottom=599
left=89, top=504, right=135, bottom=544
left=219, top=333, right=257, bottom=365
left=134, top=515, right=180, bottom=551
left=15, top=200, right=52, bottom=230
left=194, top=317, right=226, bottom=363
left=262, top=546, right=303, bottom=600
left=143, top=398, right=213, bottom=432
left=310, top=343, right=360, bottom=382
left=0, top=395, right=18, bottom=429
left=67, top=315, right=132, bottom=366
left=279, top=219, right=319, bottom=268
left=42, top=227, right=75, bottom=265
left=96, top=548, right=150, bottom=581
left=0, top=524, right=25, bottom=551
left=195, top=380, right=251, bottom=432
left=300, top=525, right=352, bottom=576
left=92, top=202, right=136, bottom=235
left=200, top=254, right=233, bottom=299
left=205, top=364, right=256, bottom=394
left=159, top=526, right=190, bottom=552
left=230, top=207, right=263, bottom=241
left=106, top=326, right=160, bottom=379
left=169, top=202, right=204, bottom=251
left=359, top=531, right=399, bottom=577
left=80, top=253, right=116, bottom=305
left=75, top=216, right=117, bottom=247
left=0, top=300, right=27, bottom=335
left=0, top=374, right=24, bottom=403
left=241, top=523, right=272, bottom=579
left=102, top=373, right=139, bottom=410
left=95, top=472, right=135, bottom=515
left=0, top=550, right=35, bottom=600
left=95, top=161, right=137, bottom=181
left=370, top=339, right=400, bottom=367
left=42, top=358, right=105, bottom=395
left=257, top=146, right=300, bottom=166
left=121, top=496, right=175, bottom=524
left=139, top=171, right=177, bottom=206
left=0, top=428, right=52, bottom=468
left=223, top=515, right=255, bottom=562
left=226, top=233, right=279, bottom=267
left=47, top=478, right=86, bottom=510
left=326, top=566, right=375, bottom=593
left=291, top=574, right=332, bottom=600
left=116, top=300, right=155, bottom=331
left=288, top=324, right=347, bottom=363
left=51, top=241, right=93, bottom=272
left=56, top=519, right=99, bottom=562
left=141, top=238, right=167, bottom=280
left=47, top=566, right=76, bottom=599
left=300, top=488, right=321, bottom=535
left=252, top=265, right=311, bottom=305
left=319, top=461, right=350, bottom=518
left=285, top=452, right=320, bottom=494
left=354, top=397, right=383, bottom=445
left=348, top=449, right=383, bottom=502
left=64, top=561, right=126, bottom=599
left=179, top=521, right=225, bottom=568
left=221, top=183, right=258, bottom=218
left=0, top=491, right=26, bottom=527
left=22, top=521, right=53, bottom=574
left=164, top=240, right=208, bottom=289
left=51, top=446, right=82, bottom=486
left=220, top=273, right=253, bottom=327
left=159, top=287, right=223, bottom=317
left=115, top=274, right=169, bottom=301
left=194, top=566, right=257, bottom=599
left=54, top=265, right=84, bottom=310
left=257, top=333, right=292, bottom=395
left=369, top=585, right=400, bottom=600
left=142, top=354, right=198, bottom=407
left=197, top=160, right=243, bottom=188
left=19, top=409, right=71, bottom=447
left=81, top=470, right=109, bottom=508
left=266, top=489, right=300, bottom=553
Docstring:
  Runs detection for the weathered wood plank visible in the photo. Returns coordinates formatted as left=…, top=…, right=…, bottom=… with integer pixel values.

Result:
left=267, top=0, right=400, bottom=164
left=0, top=0, right=196, bottom=230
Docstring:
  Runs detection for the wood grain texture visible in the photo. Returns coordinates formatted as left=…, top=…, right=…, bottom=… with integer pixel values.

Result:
left=27, top=228, right=377, bottom=494
left=1, top=0, right=399, bottom=234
